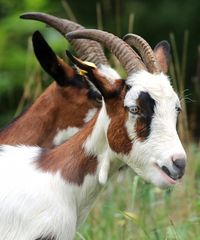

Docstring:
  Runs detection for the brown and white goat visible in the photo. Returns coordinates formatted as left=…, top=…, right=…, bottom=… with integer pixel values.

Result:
left=0, top=30, right=186, bottom=240
left=0, top=13, right=120, bottom=147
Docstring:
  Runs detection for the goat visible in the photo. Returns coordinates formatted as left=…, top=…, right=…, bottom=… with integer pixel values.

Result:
left=0, top=13, right=120, bottom=147
left=0, top=30, right=186, bottom=240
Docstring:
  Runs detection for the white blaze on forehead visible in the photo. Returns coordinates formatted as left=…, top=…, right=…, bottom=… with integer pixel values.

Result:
left=53, top=127, right=80, bottom=146
left=84, top=108, right=98, bottom=123
left=125, top=70, right=179, bottom=107
left=99, top=64, right=121, bottom=84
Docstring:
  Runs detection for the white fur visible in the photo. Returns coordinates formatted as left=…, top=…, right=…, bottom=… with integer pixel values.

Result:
left=123, top=71, right=186, bottom=188
left=84, top=101, right=110, bottom=155
left=125, top=71, right=179, bottom=107
left=53, top=127, right=80, bottom=146
left=83, top=102, right=117, bottom=185
left=0, top=145, right=100, bottom=240
left=83, top=108, right=97, bottom=123
left=99, top=64, right=121, bottom=84
left=98, top=150, right=111, bottom=185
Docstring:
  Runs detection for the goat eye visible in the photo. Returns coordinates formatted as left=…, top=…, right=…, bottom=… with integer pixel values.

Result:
left=175, top=106, right=181, bottom=114
left=96, top=96, right=102, bottom=104
left=128, top=105, right=140, bottom=114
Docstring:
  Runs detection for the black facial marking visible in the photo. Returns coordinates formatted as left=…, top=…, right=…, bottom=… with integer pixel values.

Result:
left=135, top=91, right=155, bottom=140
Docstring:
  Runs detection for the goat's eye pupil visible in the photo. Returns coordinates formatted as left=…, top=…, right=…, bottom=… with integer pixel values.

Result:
left=96, top=96, right=102, bottom=103
left=129, top=106, right=140, bottom=114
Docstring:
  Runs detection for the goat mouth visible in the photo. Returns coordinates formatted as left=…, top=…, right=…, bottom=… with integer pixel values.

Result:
left=155, top=164, right=177, bottom=185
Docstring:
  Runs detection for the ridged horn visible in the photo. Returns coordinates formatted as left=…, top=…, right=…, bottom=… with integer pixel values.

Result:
left=123, top=34, right=160, bottom=73
left=66, top=29, right=147, bottom=75
left=20, top=12, right=108, bottom=66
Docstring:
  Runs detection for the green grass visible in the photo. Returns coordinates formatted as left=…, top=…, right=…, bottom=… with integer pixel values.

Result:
left=76, top=145, right=200, bottom=240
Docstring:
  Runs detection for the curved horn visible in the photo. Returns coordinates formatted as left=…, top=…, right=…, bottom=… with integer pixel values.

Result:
left=66, top=29, right=146, bottom=75
left=20, top=12, right=108, bottom=66
left=123, top=34, right=160, bottom=73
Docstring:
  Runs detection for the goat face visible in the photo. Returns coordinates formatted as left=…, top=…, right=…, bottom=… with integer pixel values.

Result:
left=122, top=71, right=186, bottom=188
left=103, top=71, right=186, bottom=189
left=106, top=43, right=186, bottom=189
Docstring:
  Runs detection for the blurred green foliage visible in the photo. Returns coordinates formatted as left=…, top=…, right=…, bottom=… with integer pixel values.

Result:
left=0, top=0, right=200, bottom=139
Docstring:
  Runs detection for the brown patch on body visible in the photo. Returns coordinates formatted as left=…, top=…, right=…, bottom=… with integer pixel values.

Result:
left=106, top=88, right=132, bottom=154
left=135, top=92, right=155, bottom=141
left=0, top=80, right=100, bottom=148
left=37, top=115, right=98, bottom=185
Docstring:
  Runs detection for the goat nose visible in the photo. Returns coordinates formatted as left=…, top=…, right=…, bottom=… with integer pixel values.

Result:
left=172, top=155, right=186, bottom=176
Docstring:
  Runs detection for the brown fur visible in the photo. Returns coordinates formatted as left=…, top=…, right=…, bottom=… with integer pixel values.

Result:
left=106, top=87, right=132, bottom=154
left=90, top=69, right=123, bottom=98
left=37, top=115, right=98, bottom=185
left=0, top=82, right=100, bottom=148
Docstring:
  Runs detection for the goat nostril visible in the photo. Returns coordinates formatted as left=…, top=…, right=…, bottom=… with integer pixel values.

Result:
left=173, top=158, right=186, bottom=172
left=161, top=166, right=171, bottom=177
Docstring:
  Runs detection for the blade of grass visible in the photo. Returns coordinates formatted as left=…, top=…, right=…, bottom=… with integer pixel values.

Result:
left=96, top=2, right=103, bottom=30
left=131, top=175, right=139, bottom=210
left=128, top=12, right=134, bottom=33
left=181, top=30, right=189, bottom=87
left=76, top=232, right=86, bottom=240
left=61, top=0, right=77, bottom=22
left=170, top=33, right=181, bottom=92
left=115, top=0, right=121, bottom=35
left=169, top=218, right=181, bottom=240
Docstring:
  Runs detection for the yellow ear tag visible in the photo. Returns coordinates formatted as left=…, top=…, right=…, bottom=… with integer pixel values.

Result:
left=78, top=61, right=97, bottom=76
left=79, top=69, right=87, bottom=76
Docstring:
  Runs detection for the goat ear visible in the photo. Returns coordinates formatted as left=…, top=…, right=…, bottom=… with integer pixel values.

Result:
left=32, top=31, right=75, bottom=86
left=66, top=50, right=123, bottom=99
left=154, top=41, right=170, bottom=74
